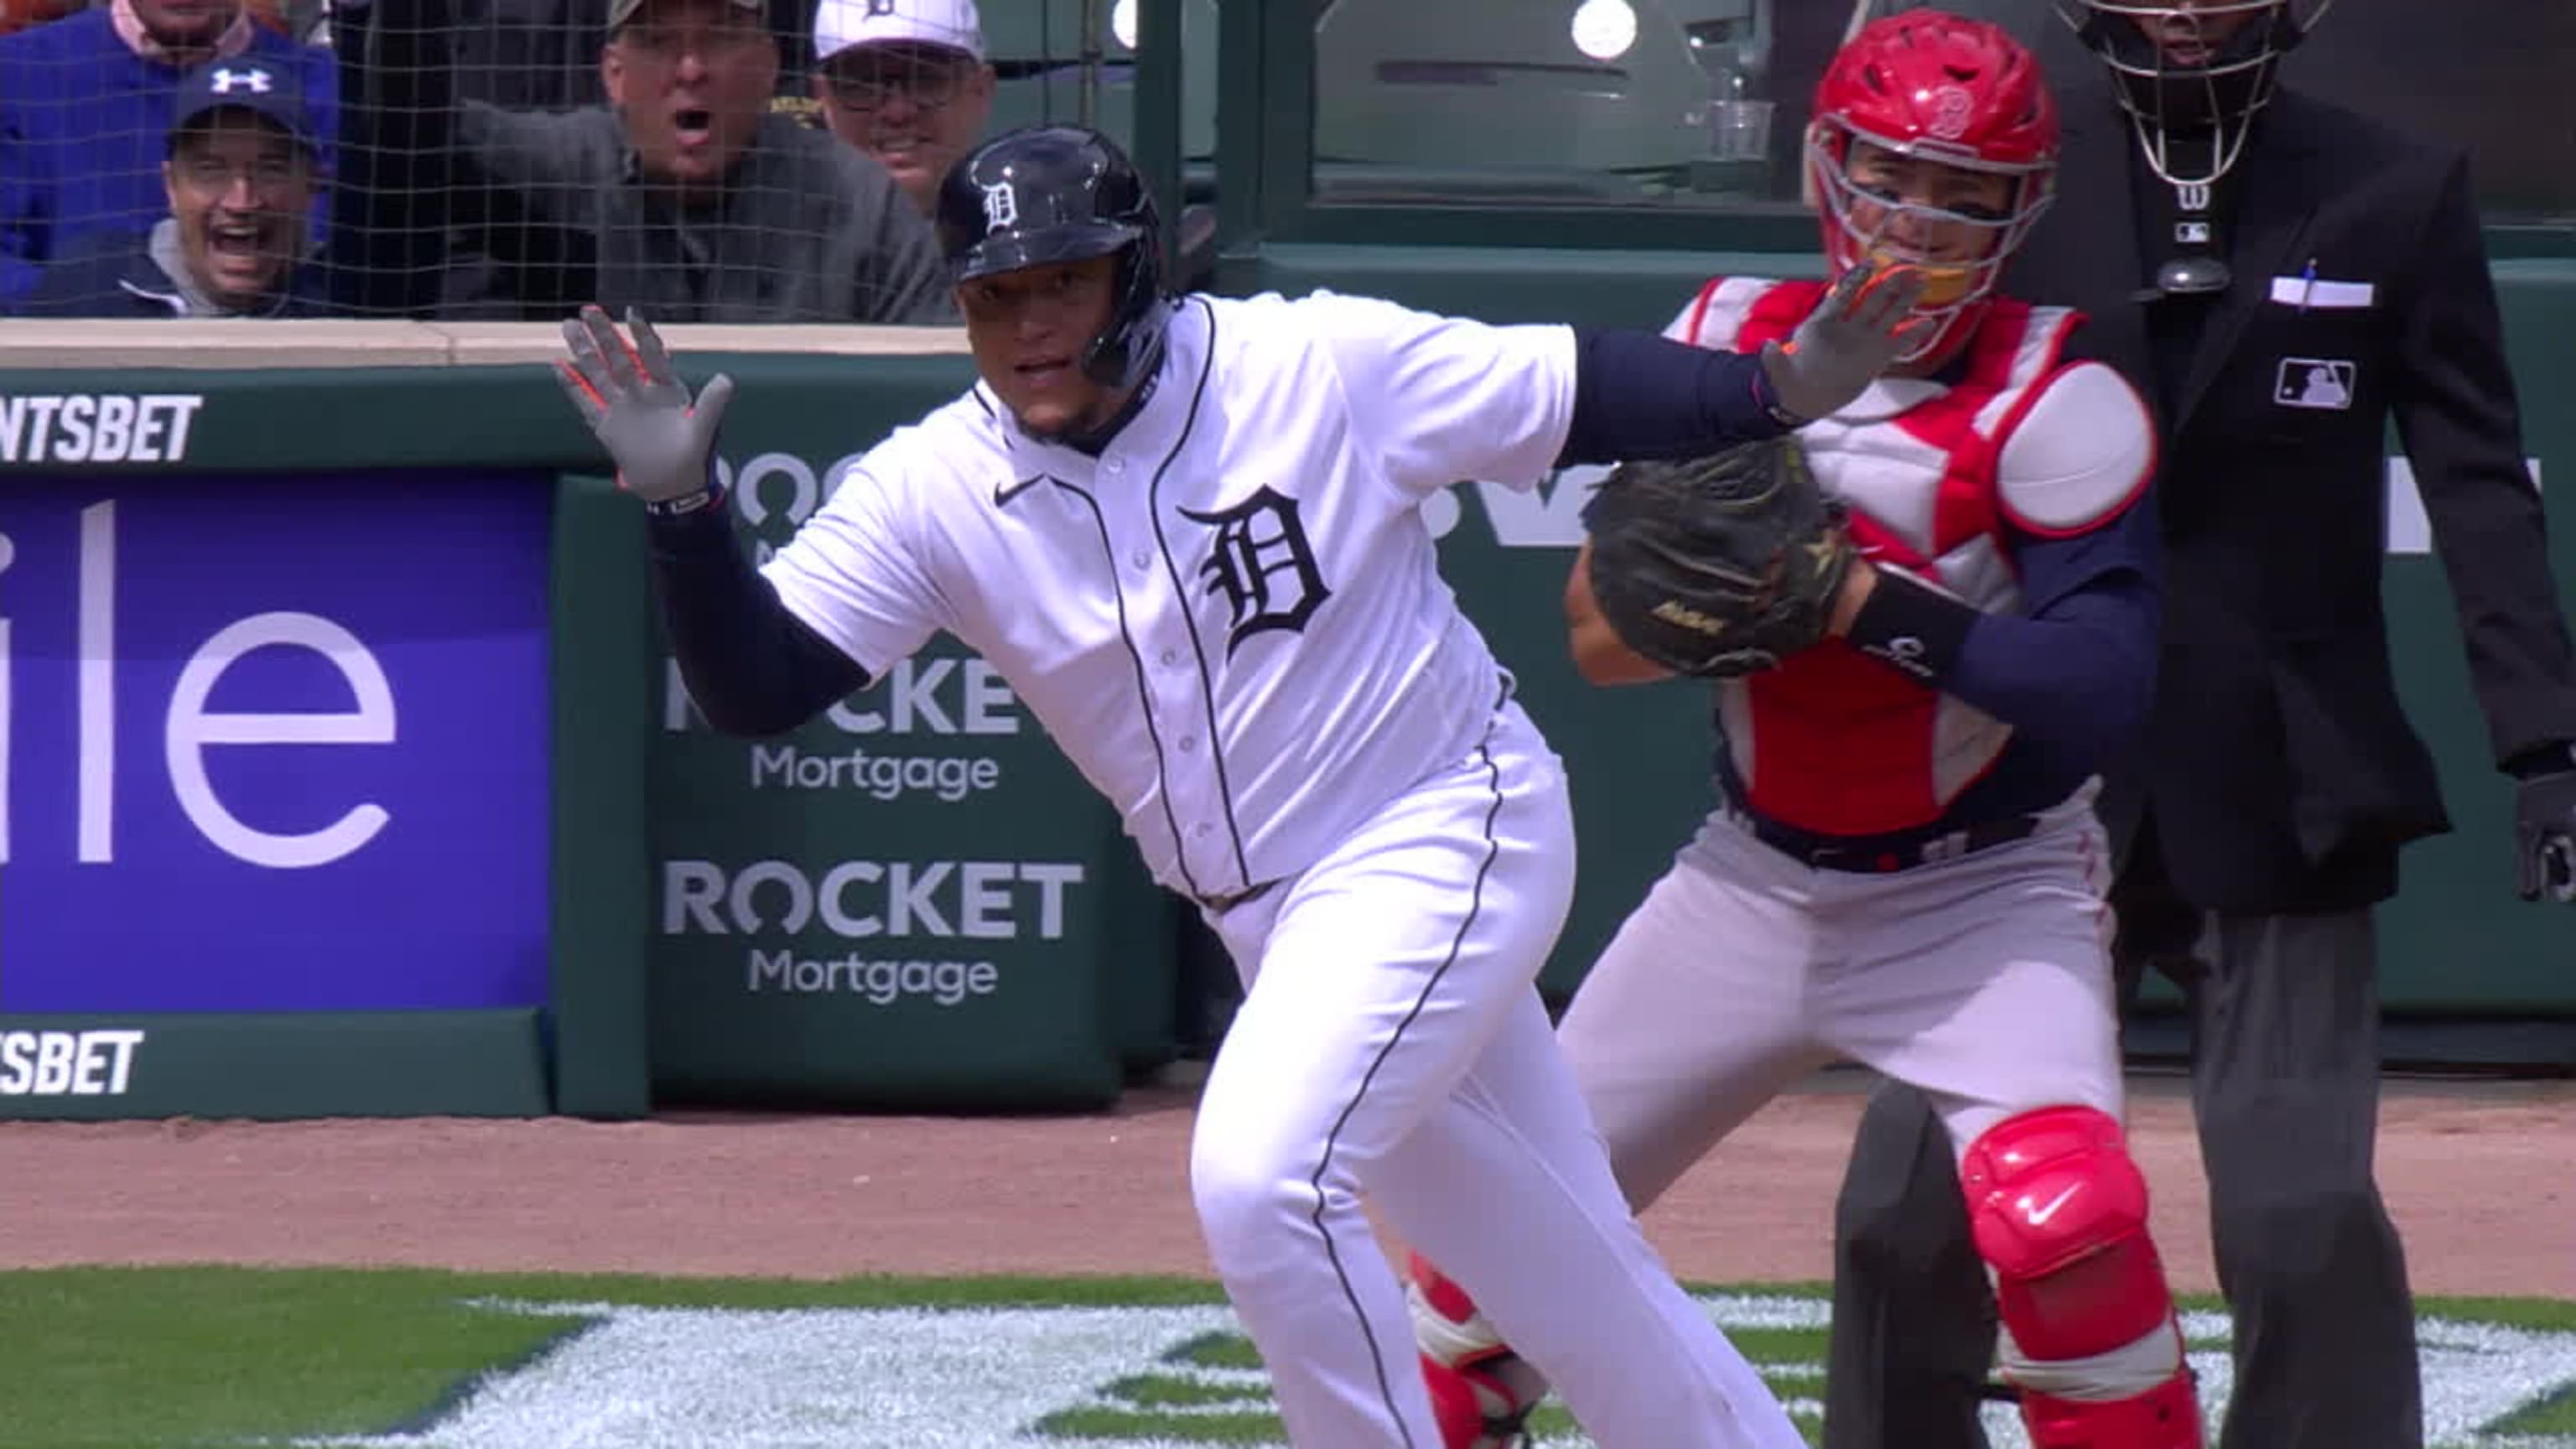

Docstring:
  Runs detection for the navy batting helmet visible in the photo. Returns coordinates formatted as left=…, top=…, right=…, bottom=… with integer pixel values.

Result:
left=937, top=124, right=1171, bottom=391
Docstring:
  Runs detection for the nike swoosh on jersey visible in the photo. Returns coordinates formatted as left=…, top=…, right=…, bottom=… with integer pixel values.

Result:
left=995, top=474, right=1052, bottom=506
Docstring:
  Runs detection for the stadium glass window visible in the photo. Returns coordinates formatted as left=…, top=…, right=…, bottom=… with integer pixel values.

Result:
left=1299, top=0, right=2576, bottom=230
left=1309, top=0, right=1823, bottom=212
left=984, top=0, right=1218, bottom=166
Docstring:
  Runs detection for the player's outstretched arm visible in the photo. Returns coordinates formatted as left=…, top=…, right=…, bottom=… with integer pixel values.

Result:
left=555, top=305, right=871, bottom=736
left=1843, top=508, right=2159, bottom=771
left=1559, top=263, right=1924, bottom=465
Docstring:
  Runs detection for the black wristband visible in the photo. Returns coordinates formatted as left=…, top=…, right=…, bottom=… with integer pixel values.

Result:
left=1750, top=354, right=1805, bottom=429
left=643, top=483, right=724, bottom=522
left=646, top=491, right=739, bottom=569
left=1844, top=566, right=1976, bottom=684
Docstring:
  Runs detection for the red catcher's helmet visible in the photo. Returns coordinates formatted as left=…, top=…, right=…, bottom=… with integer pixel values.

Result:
left=1806, top=10, right=2059, bottom=363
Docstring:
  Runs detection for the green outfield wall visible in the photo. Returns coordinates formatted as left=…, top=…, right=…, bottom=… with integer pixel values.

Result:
left=1226, top=249, right=2576, bottom=1036
left=1, top=267, right=2569, bottom=1119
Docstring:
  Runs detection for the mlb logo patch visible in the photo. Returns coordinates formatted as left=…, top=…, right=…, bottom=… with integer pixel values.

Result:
left=2274, top=357, right=2356, bottom=411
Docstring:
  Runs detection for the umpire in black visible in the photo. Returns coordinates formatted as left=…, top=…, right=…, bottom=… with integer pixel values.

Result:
left=1819, top=3, right=2576, bottom=1446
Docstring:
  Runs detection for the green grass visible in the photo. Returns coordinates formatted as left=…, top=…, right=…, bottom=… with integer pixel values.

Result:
left=0, top=1266, right=1231, bottom=1449
left=1161, top=1329, right=1267, bottom=1370
left=0, top=1268, right=2567, bottom=1448
left=2506, top=1393, right=2576, bottom=1436
left=1030, top=1407, right=1289, bottom=1442
left=2417, top=1295, right=2576, bottom=1332
left=1096, top=1373, right=1262, bottom=1408
left=0, top=1266, right=573, bottom=1449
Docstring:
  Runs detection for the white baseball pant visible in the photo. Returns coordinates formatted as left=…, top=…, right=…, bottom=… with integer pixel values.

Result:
left=1191, top=699, right=1803, bottom=1448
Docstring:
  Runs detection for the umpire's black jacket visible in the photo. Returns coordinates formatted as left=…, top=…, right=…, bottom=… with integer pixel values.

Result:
left=2008, top=80, right=2576, bottom=914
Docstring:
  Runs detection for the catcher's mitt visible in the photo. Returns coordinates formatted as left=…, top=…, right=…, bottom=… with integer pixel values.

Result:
left=1581, top=435, right=1854, bottom=678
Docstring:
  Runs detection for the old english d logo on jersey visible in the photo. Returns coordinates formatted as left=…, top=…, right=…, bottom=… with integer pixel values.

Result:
left=1179, top=486, right=1332, bottom=656
left=761, top=291, right=1579, bottom=901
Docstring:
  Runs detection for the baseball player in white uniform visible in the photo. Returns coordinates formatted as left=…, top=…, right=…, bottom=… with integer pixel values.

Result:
left=1406, top=14, right=2205, bottom=1449
left=553, top=124, right=1927, bottom=1446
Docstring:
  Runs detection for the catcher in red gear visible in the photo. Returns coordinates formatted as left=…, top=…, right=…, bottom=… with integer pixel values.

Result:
left=1405, top=12, right=2201, bottom=1449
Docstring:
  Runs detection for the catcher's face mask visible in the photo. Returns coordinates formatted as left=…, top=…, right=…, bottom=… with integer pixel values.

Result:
left=2054, top=0, right=2333, bottom=187
left=1810, top=133, right=2051, bottom=363
left=1805, top=11, right=2059, bottom=366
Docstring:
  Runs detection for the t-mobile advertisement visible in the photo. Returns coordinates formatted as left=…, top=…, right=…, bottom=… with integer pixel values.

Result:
left=0, top=470, right=552, bottom=1012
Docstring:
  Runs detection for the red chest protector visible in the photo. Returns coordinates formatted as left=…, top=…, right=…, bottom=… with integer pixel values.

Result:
left=1673, top=277, right=2082, bottom=835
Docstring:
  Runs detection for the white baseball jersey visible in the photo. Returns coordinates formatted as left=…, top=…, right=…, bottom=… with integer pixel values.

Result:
left=761, top=291, right=1810, bottom=1446
left=762, top=291, right=1575, bottom=903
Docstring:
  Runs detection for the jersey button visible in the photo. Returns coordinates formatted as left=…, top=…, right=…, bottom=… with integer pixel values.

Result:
left=1130, top=548, right=1151, bottom=570
left=1192, top=823, right=1213, bottom=838
left=1178, top=734, right=1199, bottom=752
left=1159, top=647, right=1180, bottom=667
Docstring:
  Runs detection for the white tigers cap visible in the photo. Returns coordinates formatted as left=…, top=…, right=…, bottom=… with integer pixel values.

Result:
left=813, top=0, right=985, bottom=64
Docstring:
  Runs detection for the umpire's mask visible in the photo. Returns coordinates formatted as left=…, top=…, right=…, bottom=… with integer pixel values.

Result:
left=2054, top=0, right=2333, bottom=187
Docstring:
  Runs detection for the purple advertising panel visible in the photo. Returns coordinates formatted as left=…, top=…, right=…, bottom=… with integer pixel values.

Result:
left=0, top=470, right=551, bottom=1012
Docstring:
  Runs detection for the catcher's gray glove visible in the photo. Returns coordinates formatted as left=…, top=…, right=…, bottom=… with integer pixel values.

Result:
left=1581, top=434, right=1855, bottom=678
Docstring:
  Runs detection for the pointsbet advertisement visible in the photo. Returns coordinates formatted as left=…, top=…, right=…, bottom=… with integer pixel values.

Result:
left=0, top=470, right=553, bottom=1024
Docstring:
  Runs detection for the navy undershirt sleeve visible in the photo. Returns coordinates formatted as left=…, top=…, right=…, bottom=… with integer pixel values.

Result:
left=1559, top=328, right=1793, bottom=465
left=647, top=491, right=875, bottom=737
left=1845, top=495, right=2162, bottom=770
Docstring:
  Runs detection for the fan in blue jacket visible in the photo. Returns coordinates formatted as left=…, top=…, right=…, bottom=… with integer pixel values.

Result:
left=19, top=55, right=330, bottom=317
left=0, top=0, right=335, bottom=309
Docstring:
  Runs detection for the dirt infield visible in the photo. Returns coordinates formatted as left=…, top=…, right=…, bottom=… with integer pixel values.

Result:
left=1, top=1070, right=2568, bottom=1300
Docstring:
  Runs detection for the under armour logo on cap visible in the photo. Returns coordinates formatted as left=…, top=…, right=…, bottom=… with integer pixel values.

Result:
left=172, top=56, right=317, bottom=152
left=209, top=65, right=276, bottom=95
left=865, top=0, right=896, bottom=13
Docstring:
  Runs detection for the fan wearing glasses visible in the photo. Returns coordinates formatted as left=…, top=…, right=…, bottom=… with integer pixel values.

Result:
left=811, top=0, right=993, bottom=215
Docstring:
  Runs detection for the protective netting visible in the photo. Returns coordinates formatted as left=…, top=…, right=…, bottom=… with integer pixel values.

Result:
left=7, top=0, right=2563, bottom=322
left=0, top=0, right=1174, bottom=320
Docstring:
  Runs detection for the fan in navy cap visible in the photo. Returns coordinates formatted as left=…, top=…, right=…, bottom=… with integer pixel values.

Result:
left=18, top=55, right=328, bottom=317
left=169, top=55, right=327, bottom=152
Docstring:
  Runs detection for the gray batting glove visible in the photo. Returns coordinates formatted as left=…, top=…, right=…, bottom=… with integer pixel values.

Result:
left=553, top=304, right=735, bottom=507
left=1758, top=262, right=1929, bottom=424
